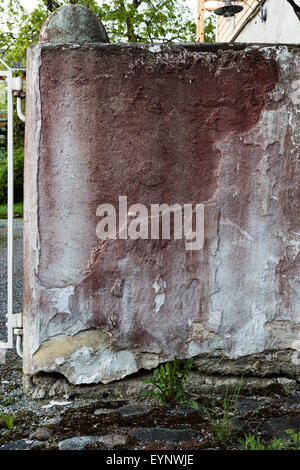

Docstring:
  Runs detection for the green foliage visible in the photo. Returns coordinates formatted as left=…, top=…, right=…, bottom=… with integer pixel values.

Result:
left=204, top=14, right=216, bottom=43
left=143, top=356, right=198, bottom=408
left=242, top=433, right=285, bottom=450
left=0, top=0, right=215, bottom=66
left=266, top=437, right=286, bottom=450
left=0, top=201, right=23, bottom=218
left=241, top=429, right=300, bottom=451
left=239, top=429, right=300, bottom=450
left=0, top=412, right=16, bottom=431
left=0, top=0, right=47, bottom=65
left=203, top=379, right=246, bottom=447
left=286, top=429, right=300, bottom=449
left=94, top=0, right=197, bottom=43
left=2, top=397, right=14, bottom=406
left=242, top=433, right=265, bottom=450
left=0, top=147, right=24, bottom=204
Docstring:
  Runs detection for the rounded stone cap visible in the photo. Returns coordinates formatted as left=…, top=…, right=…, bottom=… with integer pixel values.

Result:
left=39, top=4, right=109, bottom=43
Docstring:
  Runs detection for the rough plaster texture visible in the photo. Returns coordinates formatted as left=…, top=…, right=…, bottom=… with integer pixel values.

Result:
left=24, top=41, right=300, bottom=386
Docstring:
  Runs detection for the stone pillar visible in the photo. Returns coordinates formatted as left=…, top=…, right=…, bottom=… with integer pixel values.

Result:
left=23, top=4, right=300, bottom=391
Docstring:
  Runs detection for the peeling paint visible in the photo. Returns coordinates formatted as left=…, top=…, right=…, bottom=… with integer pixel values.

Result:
left=23, top=41, right=300, bottom=385
left=152, top=279, right=166, bottom=313
left=48, top=286, right=74, bottom=314
left=149, top=44, right=161, bottom=53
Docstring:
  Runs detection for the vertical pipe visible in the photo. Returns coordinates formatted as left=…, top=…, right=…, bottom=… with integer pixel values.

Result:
left=197, top=0, right=205, bottom=42
left=6, top=69, right=13, bottom=349
left=216, top=4, right=219, bottom=41
left=16, top=97, right=25, bottom=122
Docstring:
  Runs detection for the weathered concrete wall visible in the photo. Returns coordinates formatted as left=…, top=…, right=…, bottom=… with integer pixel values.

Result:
left=23, top=11, right=300, bottom=386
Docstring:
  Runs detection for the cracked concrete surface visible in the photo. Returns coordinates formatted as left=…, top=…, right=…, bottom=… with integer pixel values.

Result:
left=23, top=38, right=300, bottom=387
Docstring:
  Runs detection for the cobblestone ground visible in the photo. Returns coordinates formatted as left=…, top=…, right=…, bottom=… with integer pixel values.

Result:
left=0, top=220, right=300, bottom=450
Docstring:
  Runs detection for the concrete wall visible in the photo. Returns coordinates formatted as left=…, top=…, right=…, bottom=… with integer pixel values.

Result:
left=234, top=0, right=300, bottom=43
left=23, top=9, right=300, bottom=387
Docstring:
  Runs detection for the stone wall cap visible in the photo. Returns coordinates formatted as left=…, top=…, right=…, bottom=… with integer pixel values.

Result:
left=34, top=41, right=300, bottom=52
left=39, top=4, right=109, bottom=44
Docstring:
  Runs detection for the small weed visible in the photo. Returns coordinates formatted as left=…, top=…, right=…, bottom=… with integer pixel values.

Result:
left=143, top=356, right=198, bottom=409
left=203, top=379, right=246, bottom=447
left=241, top=429, right=300, bottom=451
left=0, top=412, right=16, bottom=432
left=49, top=438, right=58, bottom=448
left=242, top=433, right=265, bottom=450
left=286, top=429, right=300, bottom=449
left=265, top=438, right=286, bottom=450
left=242, top=433, right=285, bottom=450
left=3, top=397, right=14, bottom=406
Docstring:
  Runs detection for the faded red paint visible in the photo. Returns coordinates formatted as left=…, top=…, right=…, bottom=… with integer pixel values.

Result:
left=24, top=42, right=300, bottom=384
left=34, top=45, right=278, bottom=358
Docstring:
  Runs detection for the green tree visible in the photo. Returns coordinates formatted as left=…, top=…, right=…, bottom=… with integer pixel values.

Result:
left=0, top=0, right=215, bottom=66
left=91, top=0, right=197, bottom=43
left=0, top=147, right=24, bottom=204
left=204, top=13, right=215, bottom=43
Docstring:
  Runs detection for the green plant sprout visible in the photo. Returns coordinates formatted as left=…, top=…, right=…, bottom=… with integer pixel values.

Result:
left=0, top=412, right=16, bottom=432
left=242, top=433, right=285, bottom=450
left=143, top=356, right=198, bottom=409
left=203, top=379, right=248, bottom=447
left=286, top=429, right=300, bottom=449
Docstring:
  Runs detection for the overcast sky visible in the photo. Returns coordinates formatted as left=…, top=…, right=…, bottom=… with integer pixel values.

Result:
left=19, top=0, right=219, bottom=20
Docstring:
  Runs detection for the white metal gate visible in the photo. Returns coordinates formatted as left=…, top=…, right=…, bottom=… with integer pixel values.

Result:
left=0, top=56, right=25, bottom=359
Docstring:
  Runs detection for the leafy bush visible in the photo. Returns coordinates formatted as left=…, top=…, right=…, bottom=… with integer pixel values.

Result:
left=0, top=147, right=24, bottom=204
left=143, top=356, right=198, bottom=409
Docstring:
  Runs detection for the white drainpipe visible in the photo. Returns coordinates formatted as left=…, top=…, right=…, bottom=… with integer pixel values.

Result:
left=13, top=76, right=26, bottom=122
left=0, top=58, right=24, bottom=358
